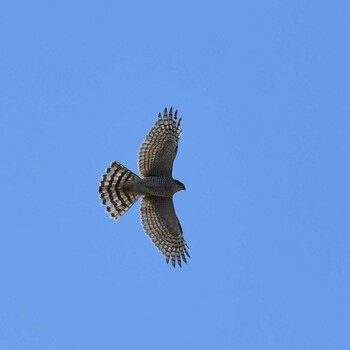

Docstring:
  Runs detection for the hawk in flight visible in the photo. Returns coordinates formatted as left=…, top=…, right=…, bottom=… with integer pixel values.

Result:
left=99, top=107, right=189, bottom=267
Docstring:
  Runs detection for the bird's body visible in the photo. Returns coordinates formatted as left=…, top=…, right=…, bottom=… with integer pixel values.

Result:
left=99, top=107, right=189, bottom=267
left=122, top=176, right=184, bottom=197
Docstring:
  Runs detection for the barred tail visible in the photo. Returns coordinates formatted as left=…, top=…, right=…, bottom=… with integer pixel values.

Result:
left=99, top=161, right=140, bottom=220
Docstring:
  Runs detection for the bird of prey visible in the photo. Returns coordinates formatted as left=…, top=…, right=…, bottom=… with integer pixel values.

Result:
left=99, top=107, right=189, bottom=267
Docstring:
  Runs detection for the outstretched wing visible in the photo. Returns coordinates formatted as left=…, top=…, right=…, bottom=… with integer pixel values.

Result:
left=138, top=107, right=182, bottom=177
left=140, top=196, right=190, bottom=267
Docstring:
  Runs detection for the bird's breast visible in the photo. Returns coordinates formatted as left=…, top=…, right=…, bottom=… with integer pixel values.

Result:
left=122, top=176, right=175, bottom=197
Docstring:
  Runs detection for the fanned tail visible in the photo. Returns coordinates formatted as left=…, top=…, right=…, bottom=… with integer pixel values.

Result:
left=99, top=161, right=140, bottom=220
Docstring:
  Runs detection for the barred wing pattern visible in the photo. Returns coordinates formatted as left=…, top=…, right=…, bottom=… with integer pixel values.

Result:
left=140, top=196, right=190, bottom=267
left=138, top=107, right=182, bottom=177
left=99, top=161, right=140, bottom=221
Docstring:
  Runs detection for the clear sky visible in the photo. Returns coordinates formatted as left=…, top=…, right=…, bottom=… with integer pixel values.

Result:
left=1, top=1, right=349, bottom=349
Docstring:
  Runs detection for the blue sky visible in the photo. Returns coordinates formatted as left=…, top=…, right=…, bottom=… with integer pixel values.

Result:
left=1, top=1, right=349, bottom=349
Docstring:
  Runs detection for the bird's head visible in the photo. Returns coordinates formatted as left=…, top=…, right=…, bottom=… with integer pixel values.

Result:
left=174, top=180, right=186, bottom=192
